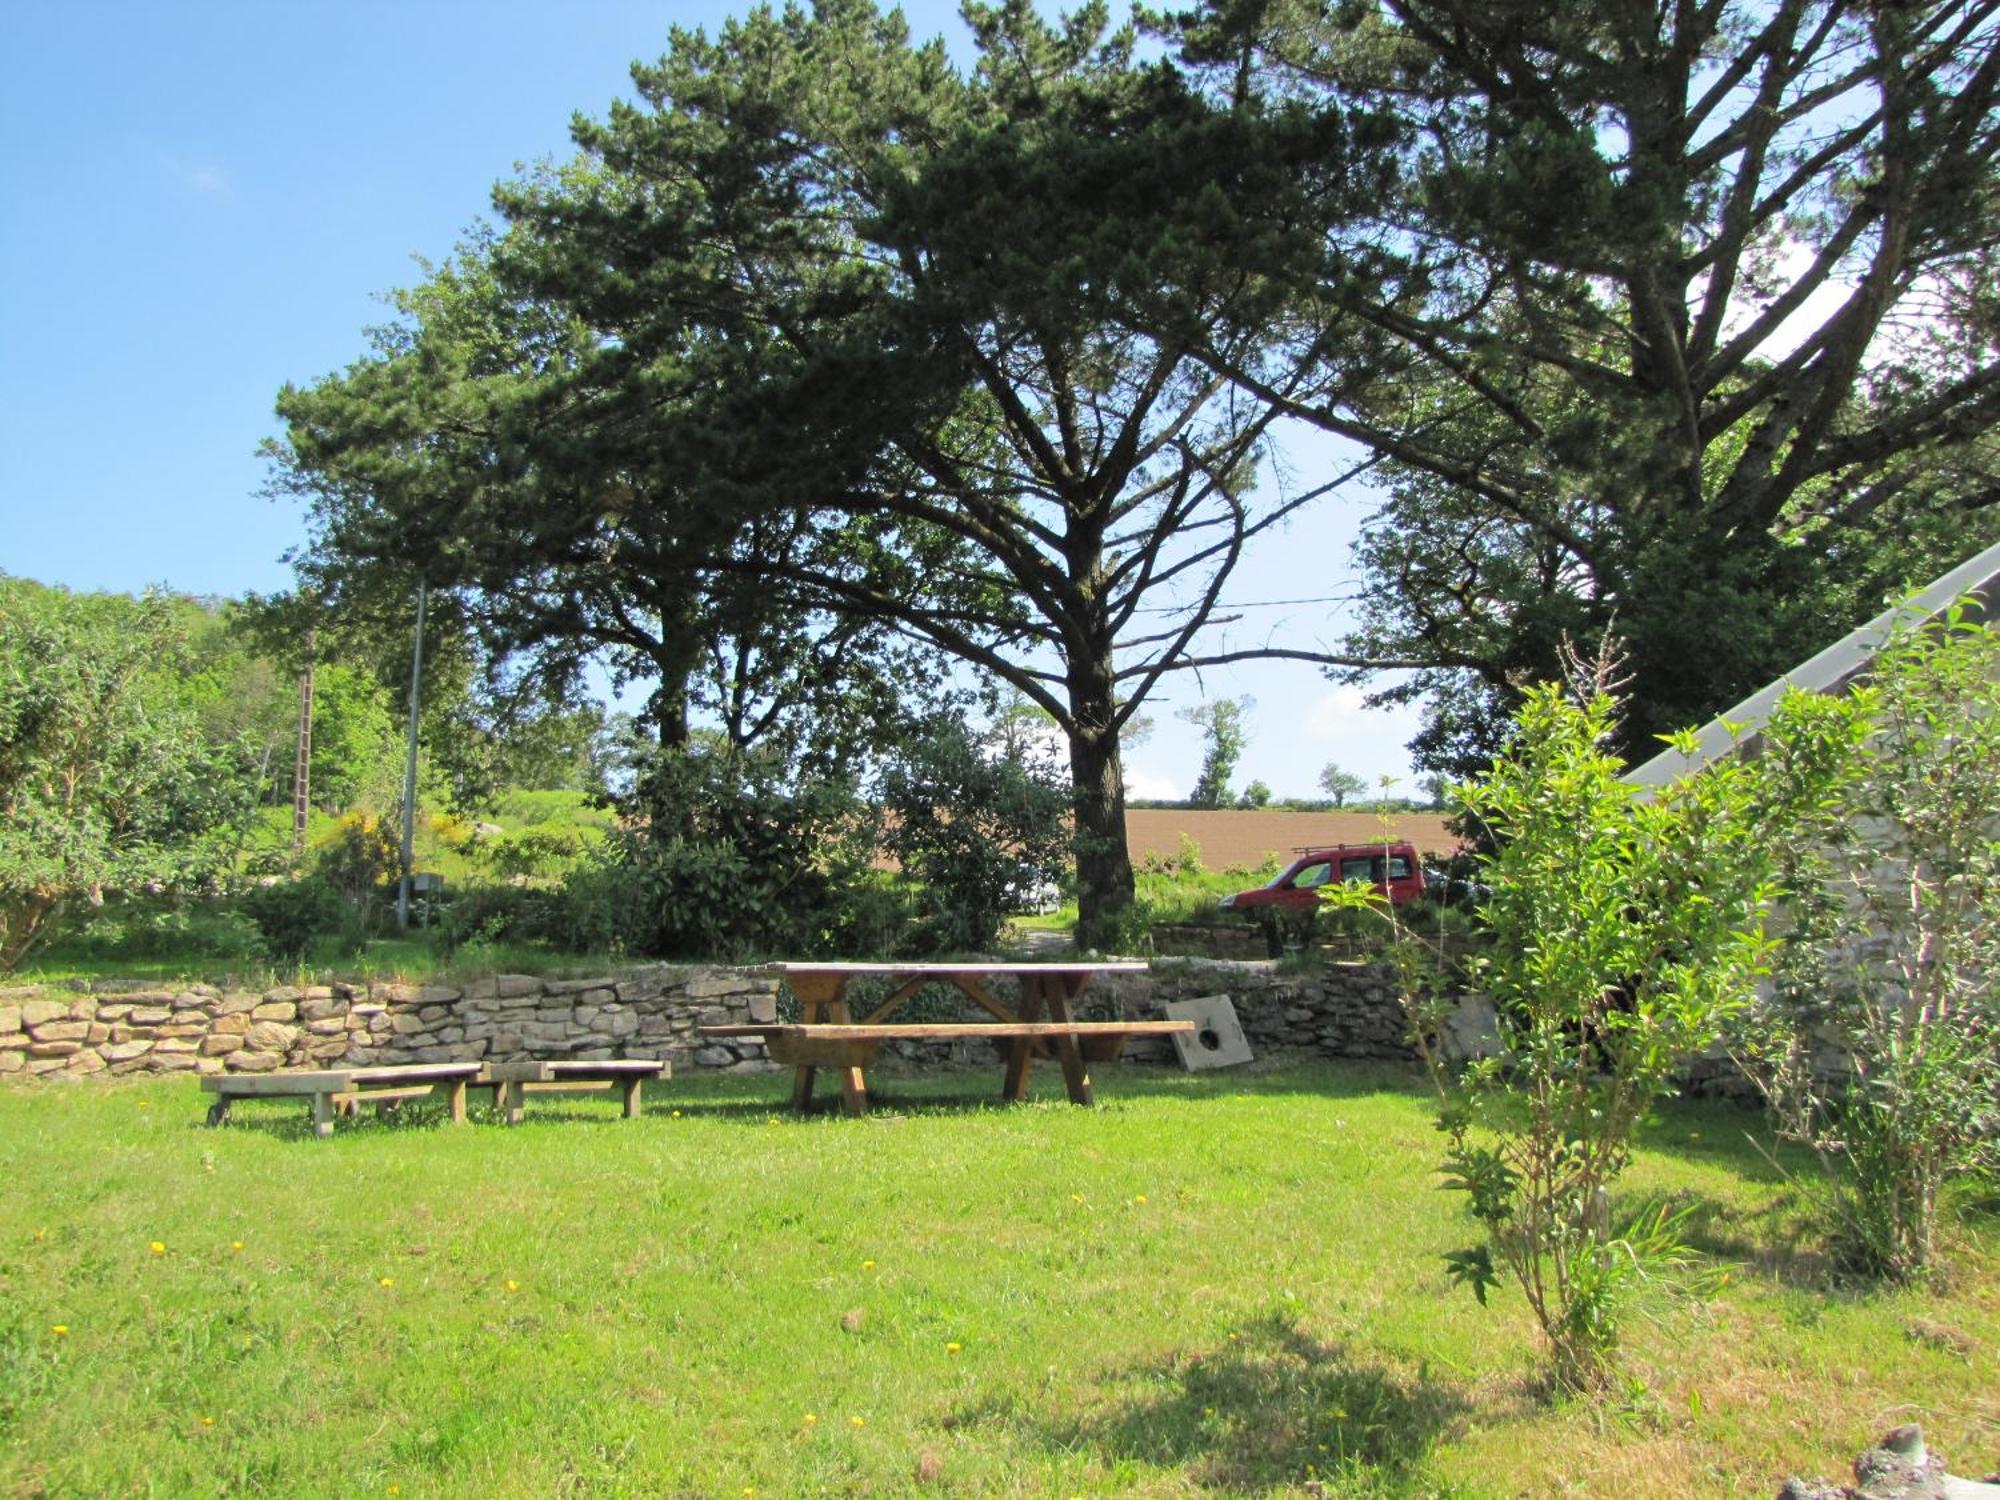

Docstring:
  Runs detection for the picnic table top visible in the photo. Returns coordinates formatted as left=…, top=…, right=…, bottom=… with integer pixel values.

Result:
left=758, top=960, right=1149, bottom=977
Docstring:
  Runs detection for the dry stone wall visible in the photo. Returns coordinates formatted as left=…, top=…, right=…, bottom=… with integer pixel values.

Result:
left=0, top=958, right=1497, bottom=1084
left=0, top=967, right=786, bottom=1082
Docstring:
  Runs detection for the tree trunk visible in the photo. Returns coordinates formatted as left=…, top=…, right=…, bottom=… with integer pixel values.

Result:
left=1066, top=653, right=1136, bottom=950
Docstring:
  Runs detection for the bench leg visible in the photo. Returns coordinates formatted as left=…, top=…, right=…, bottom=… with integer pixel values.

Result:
left=206, top=1098, right=232, bottom=1127
left=502, top=1079, right=526, bottom=1126
left=447, top=1077, right=468, bottom=1125
left=790, top=1064, right=818, bottom=1113
left=621, top=1076, right=644, bottom=1119
left=310, top=1092, right=335, bottom=1139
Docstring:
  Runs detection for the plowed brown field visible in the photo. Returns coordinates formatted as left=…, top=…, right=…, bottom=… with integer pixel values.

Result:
left=1126, top=808, right=1460, bottom=872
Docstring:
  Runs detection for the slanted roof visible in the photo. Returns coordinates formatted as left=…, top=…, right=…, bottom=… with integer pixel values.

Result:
left=1623, top=537, right=2000, bottom=790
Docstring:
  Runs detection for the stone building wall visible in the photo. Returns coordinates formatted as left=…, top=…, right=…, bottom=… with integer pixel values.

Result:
left=0, top=958, right=1491, bottom=1084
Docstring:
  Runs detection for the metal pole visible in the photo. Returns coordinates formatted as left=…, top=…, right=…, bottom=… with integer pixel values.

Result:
left=396, top=583, right=427, bottom=932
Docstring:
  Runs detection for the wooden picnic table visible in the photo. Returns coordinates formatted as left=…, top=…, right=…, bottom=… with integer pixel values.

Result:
left=698, top=961, right=1187, bottom=1116
left=201, top=1062, right=482, bottom=1138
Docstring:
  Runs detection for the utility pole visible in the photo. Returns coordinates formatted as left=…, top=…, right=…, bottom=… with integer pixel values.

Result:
left=396, top=584, right=427, bottom=932
left=292, top=630, right=315, bottom=856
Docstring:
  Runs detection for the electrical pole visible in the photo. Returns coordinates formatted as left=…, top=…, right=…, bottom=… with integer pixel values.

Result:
left=396, top=584, right=427, bottom=932
left=292, top=630, right=315, bottom=856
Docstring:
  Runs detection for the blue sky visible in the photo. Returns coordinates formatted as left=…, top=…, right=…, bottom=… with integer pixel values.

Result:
left=0, top=0, right=1420, bottom=801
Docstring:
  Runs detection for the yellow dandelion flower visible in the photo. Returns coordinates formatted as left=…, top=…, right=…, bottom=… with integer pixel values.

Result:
left=1227, top=1331, right=1240, bottom=1342
left=50, top=1324, right=68, bottom=1337
left=861, top=1259, right=876, bottom=1271
left=33, top=1228, right=46, bottom=1242
left=671, top=1109, right=683, bottom=1119
left=388, top=1486, right=402, bottom=1497
left=149, top=1240, right=166, bottom=1255
left=504, top=1280, right=519, bottom=1293
left=138, top=1100, right=149, bottom=1108
left=1133, top=1194, right=1147, bottom=1205
left=1070, top=1193, right=1084, bottom=1204
left=743, top=1488, right=756, bottom=1497
left=946, top=1341, right=962, bottom=1355
left=378, top=1276, right=394, bottom=1288
left=201, top=1416, right=215, bottom=1428
left=803, top=1413, right=818, bottom=1425
left=849, top=1416, right=865, bottom=1428
left=230, top=1241, right=244, bottom=1253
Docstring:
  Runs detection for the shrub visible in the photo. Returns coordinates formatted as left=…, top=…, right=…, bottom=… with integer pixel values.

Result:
left=572, top=744, right=876, bottom=961
left=876, top=717, right=1071, bottom=954
left=1745, top=604, right=2000, bottom=1281
left=239, top=878, right=348, bottom=967
left=1396, top=685, right=1783, bottom=1392
left=0, top=585, right=259, bottom=970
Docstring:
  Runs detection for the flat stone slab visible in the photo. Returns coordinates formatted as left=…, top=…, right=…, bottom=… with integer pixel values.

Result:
left=1163, top=995, right=1254, bottom=1070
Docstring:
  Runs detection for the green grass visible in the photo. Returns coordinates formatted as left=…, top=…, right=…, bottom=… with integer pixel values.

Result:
left=3, top=1064, right=1994, bottom=1497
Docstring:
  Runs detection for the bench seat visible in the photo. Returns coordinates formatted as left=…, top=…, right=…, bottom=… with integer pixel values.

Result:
left=202, top=1063, right=482, bottom=1137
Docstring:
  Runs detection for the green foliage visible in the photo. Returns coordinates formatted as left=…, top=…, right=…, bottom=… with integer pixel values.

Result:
left=239, top=878, right=348, bottom=967
left=301, top=663, right=403, bottom=814
left=1181, top=698, right=1251, bottom=810
left=1746, top=604, right=2000, bottom=1281
left=0, top=582, right=260, bottom=971
left=877, top=717, right=1072, bottom=954
left=1318, top=763, right=1365, bottom=807
left=1406, top=685, right=1785, bottom=1391
left=1159, top=0, right=2000, bottom=777
left=569, top=746, right=877, bottom=962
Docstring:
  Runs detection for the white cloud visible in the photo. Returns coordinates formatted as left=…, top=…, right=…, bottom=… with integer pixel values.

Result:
left=1122, top=764, right=1180, bottom=801
left=160, top=152, right=231, bottom=197
left=1302, top=684, right=1372, bottom=741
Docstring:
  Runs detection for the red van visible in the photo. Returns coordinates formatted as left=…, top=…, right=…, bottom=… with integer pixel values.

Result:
left=1219, top=843, right=1427, bottom=951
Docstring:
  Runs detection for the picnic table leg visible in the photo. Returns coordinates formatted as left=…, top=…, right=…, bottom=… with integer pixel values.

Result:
left=827, top=996, right=868, bottom=1117
left=621, top=1075, right=644, bottom=1119
left=310, top=1091, right=336, bottom=1139
left=1041, top=976, right=1096, bottom=1107
left=787, top=976, right=850, bottom=1115
left=447, top=1076, right=468, bottom=1125
left=205, top=1097, right=231, bottom=1127
left=1001, top=984, right=1045, bottom=1103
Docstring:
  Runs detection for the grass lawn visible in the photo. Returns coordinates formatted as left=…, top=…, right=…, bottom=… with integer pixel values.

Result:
left=3, top=1063, right=1995, bottom=1498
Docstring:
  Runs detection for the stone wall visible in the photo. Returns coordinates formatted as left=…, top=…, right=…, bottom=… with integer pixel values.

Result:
left=0, top=967, right=786, bottom=1082
left=0, top=958, right=1495, bottom=1084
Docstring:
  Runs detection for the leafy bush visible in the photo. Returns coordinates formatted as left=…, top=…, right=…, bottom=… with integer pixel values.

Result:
left=432, top=882, right=572, bottom=958
left=876, top=717, right=1071, bottom=954
left=1744, top=604, right=2000, bottom=1280
left=239, top=878, right=348, bottom=967
left=1396, top=685, right=1785, bottom=1392
left=49, top=896, right=266, bottom=967
left=569, top=744, right=877, bottom=961
left=0, top=584, right=260, bottom=970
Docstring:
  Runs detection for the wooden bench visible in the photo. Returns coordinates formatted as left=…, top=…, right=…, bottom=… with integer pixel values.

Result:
left=201, top=1063, right=482, bottom=1138
left=475, top=1059, right=668, bottom=1124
